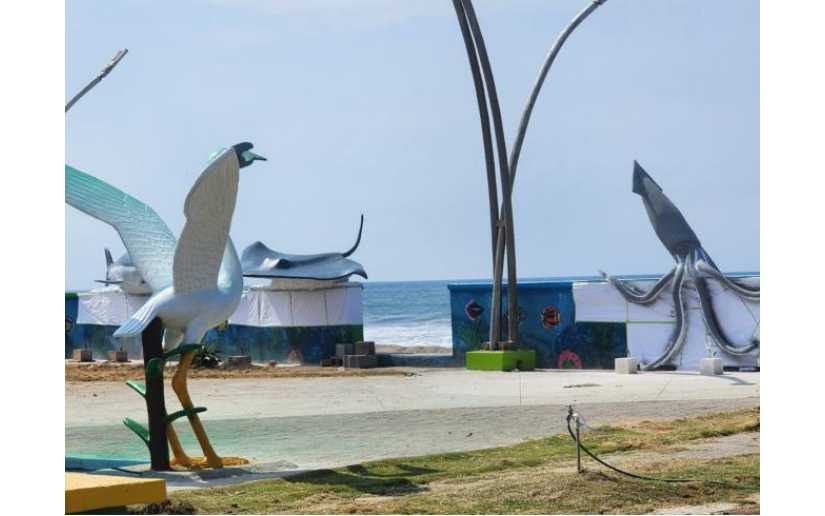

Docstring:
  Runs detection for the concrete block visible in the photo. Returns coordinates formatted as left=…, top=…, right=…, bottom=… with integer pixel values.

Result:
left=615, top=357, right=638, bottom=374
left=224, top=355, right=252, bottom=369
left=343, top=354, right=378, bottom=369
left=700, top=357, right=724, bottom=376
left=107, top=350, right=129, bottom=363
left=336, top=343, right=355, bottom=357
left=354, top=341, right=375, bottom=355
left=73, top=349, right=93, bottom=362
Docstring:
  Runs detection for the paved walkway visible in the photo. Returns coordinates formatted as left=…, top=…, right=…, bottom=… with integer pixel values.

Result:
left=66, top=368, right=759, bottom=479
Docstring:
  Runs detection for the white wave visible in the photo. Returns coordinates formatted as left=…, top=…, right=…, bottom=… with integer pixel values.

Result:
left=364, top=322, right=453, bottom=348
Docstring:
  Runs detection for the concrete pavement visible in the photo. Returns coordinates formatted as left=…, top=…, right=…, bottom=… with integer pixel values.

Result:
left=66, top=368, right=759, bottom=481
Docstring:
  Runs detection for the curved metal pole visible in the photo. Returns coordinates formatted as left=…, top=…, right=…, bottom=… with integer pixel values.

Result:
left=462, top=0, right=519, bottom=346
left=489, top=0, right=609, bottom=345
left=508, top=0, right=607, bottom=188
left=450, top=0, right=500, bottom=267
left=65, top=48, right=128, bottom=112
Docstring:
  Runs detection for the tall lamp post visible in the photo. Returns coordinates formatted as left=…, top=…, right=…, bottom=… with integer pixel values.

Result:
left=65, top=48, right=128, bottom=112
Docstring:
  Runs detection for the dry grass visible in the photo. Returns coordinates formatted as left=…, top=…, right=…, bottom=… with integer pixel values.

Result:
left=65, top=362, right=414, bottom=382
left=161, top=408, right=760, bottom=515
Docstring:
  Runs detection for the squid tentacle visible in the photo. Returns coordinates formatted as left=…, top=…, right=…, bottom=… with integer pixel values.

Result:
left=694, top=259, right=760, bottom=300
left=600, top=267, right=676, bottom=305
left=641, top=262, right=689, bottom=370
left=694, top=275, right=759, bottom=356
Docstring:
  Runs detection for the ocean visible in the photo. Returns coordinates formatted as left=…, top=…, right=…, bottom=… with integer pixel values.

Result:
left=362, top=280, right=457, bottom=349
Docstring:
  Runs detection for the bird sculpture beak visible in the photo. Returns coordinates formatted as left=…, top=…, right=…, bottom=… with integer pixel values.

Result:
left=242, top=150, right=267, bottom=164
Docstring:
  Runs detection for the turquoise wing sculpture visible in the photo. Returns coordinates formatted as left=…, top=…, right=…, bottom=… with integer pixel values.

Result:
left=65, top=165, right=177, bottom=291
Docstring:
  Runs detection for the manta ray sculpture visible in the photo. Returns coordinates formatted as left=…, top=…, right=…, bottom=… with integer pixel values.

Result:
left=66, top=142, right=266, bottom=468
left=600, top=162, right=759, bottom=370
left=96, top=248, right=152, bottom=294
left=241, top=215, right=367, bottom=281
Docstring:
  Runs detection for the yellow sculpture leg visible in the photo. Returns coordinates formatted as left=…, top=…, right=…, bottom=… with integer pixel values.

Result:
left=172, top=351, right=223, bottom=469
left=166, top=424, right=193, bottom=467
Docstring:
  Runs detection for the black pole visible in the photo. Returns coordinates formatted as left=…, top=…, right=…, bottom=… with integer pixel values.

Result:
left=141, top=317, right=170, bottom=471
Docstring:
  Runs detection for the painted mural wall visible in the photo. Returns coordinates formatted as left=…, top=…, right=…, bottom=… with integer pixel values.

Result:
left=448, top=281, right=627, bottom=369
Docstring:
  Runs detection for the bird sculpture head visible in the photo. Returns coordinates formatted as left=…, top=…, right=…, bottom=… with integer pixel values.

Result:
left=232, top=142, right=267, bottom=168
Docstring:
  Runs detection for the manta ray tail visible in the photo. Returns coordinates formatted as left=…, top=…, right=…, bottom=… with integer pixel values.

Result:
left=342, top=214, right=365, bottom=258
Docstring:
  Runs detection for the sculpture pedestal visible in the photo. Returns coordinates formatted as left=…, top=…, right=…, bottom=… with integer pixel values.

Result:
left=466, top=350, right=535, bottom=371
left=615, top=357, right=638, bottom=374
left=700, top=358, right=724, bottom=376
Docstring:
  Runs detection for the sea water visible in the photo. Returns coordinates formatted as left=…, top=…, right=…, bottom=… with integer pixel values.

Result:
left=362, top=280, right=458, bottom=348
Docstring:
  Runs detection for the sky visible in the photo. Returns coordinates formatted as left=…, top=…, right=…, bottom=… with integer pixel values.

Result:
left=65, top=0, right=759, bottom=290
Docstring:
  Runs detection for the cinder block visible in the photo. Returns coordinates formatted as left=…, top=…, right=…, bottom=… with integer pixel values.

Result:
left=320, top=357, right=344, bottom=367
left=700, top=357, right=724, bottom=376
left=72, top=349, right=93, bottom=362
left=354, top=341, right=376, bottom=355
left=224, top=355, right=252, bottom=369
left=615, top=357, right=638, bottom=374
left=336, top=343, right=355, bottom=357
left=343, top=354, right=378, bottom=369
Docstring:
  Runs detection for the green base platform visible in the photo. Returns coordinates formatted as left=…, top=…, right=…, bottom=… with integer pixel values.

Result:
left=465, top=350, right=536, bottom=371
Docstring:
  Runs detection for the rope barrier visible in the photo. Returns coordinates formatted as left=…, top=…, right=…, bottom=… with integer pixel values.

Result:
left=565, top=405, right=759, bottom=490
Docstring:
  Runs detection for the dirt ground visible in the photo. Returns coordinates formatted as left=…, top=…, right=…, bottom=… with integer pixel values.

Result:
left=65, top=344, right=450, bottom=382
left=65, top=361, right=414, bottom=382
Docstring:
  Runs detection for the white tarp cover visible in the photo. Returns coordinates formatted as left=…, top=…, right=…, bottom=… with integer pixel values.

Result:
left=573, top=278, right=759, bottom=371
left=77, top=283, right=364, bottom=328
left=77, top=288, right=150, bottom=326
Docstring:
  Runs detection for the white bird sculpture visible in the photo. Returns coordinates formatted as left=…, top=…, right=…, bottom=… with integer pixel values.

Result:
left=66, top=142, right=266, bottom=468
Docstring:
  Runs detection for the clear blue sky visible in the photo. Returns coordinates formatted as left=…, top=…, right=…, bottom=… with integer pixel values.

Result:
left=65, top=0, right=758, bottom=289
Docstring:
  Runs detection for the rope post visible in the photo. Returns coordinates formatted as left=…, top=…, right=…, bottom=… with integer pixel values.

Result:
left=576, top=413, right=582, bottom=474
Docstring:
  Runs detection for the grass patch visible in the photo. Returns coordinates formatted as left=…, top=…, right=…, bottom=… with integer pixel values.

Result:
left=162, top=408, right=759, bottom=514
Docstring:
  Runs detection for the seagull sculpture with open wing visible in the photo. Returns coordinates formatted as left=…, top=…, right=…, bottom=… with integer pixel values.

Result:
left=65, top=142, right=266, bottom=468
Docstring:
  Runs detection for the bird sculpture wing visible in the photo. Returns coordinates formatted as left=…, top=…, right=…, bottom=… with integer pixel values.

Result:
left=65, top=165, right=177, bottom=291
left=172, top=148, right=240, bottom=294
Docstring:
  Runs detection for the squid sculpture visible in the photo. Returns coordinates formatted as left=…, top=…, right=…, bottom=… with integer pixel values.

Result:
left=600, top=162, right=759, bottom=370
